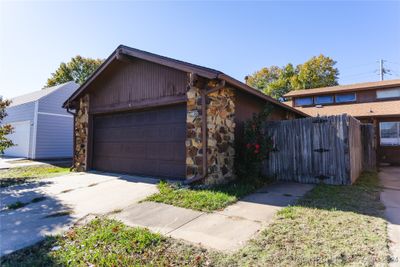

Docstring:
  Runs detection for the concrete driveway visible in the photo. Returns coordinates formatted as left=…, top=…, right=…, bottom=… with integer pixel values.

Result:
left=0, top=172, right=158, bottom=256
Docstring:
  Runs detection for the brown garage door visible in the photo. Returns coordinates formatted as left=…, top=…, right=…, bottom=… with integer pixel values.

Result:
left=92, top=104, right=186, bottom=178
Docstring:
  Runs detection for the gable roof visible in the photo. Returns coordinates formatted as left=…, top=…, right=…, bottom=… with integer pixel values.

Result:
left=63, top=45, right=308, bottom=117
left=284, top=79, right=400, bottom=98
left=9, top=81, right=78, bottom=107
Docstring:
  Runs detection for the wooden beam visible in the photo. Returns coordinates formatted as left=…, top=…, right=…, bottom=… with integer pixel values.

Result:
left=205, top=80, right=226, bottom=95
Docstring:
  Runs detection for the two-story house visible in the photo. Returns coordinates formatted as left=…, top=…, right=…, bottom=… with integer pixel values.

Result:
left=284, top=79, right=400, bottom=165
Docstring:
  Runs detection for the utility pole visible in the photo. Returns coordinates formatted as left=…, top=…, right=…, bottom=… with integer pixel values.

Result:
left=378, top=59, right=390, bottom=81
left=379, top=59, right=384, bottom=81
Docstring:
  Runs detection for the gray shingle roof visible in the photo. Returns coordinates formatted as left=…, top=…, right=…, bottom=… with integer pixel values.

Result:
left=9, top=81, right=79, bottom=107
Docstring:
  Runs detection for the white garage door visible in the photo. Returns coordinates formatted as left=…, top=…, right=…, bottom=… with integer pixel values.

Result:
left=3, top=121, right=31, bottom=158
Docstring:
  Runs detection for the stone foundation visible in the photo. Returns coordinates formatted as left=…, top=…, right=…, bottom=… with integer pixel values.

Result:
left=73, top=94, right=89, bottom=171
left=186, top=79, right=236, bottom=185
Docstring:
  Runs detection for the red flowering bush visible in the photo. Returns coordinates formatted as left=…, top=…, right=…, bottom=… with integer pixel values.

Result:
left=235, top=106, right=273, bottom=180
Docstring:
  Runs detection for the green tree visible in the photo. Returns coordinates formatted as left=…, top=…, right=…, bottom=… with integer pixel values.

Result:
left=0, top=97, right=13, bottom=153
left=246, top=54, right=339, bottom=99
left=45, top=55, right=103, bottom=87
left=292, top=55, right=339, bottom=90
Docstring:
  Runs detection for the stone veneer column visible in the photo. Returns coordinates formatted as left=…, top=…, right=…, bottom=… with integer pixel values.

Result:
left=185, top=80, right=236, bottom=185
left=73, top=94, right=89, bottom=171
left=186, top=85, right=203, bottom=178
left=205, top=87, right=235, bottom=185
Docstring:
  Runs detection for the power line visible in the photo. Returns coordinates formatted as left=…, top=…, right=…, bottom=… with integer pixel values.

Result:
left=386, top=61, right=400, bottom=66
left=376, top=59, right=393, bottom=81
left=390, top=69, right=400, bottom=77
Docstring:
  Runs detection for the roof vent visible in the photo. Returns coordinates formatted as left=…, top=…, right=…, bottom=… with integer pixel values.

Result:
left=315, top=104, right=323, bottom=108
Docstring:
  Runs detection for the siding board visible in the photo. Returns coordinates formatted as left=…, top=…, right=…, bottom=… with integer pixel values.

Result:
left=88, top=59, right=187, bottom=113
left=35, top=113, right=73, bottom=159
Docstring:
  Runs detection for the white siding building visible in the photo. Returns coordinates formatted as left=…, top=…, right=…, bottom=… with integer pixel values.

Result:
left=2, top=82, right=79, bottom=159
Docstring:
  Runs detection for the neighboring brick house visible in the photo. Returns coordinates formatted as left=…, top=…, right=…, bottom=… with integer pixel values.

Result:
left=284, top=79, right=400, bottom=165
left=63, top=45, right=306, bottom=185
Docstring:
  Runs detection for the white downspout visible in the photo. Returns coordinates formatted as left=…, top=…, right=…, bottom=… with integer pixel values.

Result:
left=31, top=100, right=39, bottom=159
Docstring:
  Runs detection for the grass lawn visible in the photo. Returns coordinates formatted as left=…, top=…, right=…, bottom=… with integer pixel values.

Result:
left=217, top=171, right=390, bottom=266
left=1, top=172, right=390, bottom=266
left=0, top=218, right=212, bottom=267
left=145, top=179, right=268, bottom=212
left=0, top=165, right=70, bottom=188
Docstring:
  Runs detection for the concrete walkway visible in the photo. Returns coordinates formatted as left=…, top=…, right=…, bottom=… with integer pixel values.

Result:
left=0, top=172, right=158, bottom=256
left=380, top=167, right=400, bottom=267
left=113, top=182, right=314, bottom=251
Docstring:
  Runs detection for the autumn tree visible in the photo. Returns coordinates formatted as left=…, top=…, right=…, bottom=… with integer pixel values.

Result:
left=246, top=54, right=339, bottom=100
left=45, top=55, right=103, bottom=87
left=0, top=97, right=13, bottom=153
left=292, top=55, right=339, bottom=89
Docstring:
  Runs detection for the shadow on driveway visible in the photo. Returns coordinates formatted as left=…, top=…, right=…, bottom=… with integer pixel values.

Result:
left=0, top=171, right=159, bottom=257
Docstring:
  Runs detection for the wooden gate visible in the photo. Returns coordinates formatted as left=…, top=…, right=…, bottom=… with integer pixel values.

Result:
left=263, top=115, right=366, bottom=185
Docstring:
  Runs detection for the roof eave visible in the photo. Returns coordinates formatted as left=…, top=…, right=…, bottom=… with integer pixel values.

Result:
left=63, top=50, right=119, bottom=108
left=63, top=46, right=221, bottom=108
left=218, top=74, right=309, bottom=117
left=118, top=46, right=219, bottom=80
left=284, top=81, right=400, bottom=98
left=62, top=45, right=308, bottom=117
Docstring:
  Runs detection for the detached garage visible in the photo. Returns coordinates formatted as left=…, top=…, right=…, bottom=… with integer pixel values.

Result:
left=3, top=82, right=78, bottom=159
left=64, top=45, right=306, bottom=184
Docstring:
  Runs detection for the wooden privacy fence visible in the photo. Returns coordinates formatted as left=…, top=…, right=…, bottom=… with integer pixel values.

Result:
left=263, top=114, right=376, bottom=185
left=361, top=124, right=376, bottom=171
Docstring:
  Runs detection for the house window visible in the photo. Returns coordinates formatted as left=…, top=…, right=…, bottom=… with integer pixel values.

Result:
left=336, top=93, right=356, bottom=103
left=315, top=95, right=334, bottom=105
left=380, top=122, right=400, bottom=146
left=377, top=88, right=400, bottom=99
left=295, top=97, right=313, bottom=106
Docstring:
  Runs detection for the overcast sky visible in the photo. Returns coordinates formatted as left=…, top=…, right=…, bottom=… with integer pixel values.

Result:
left=1, top=1, right=399, bottom=99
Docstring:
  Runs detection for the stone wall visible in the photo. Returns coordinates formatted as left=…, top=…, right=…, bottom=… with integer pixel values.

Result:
left=206, top=87, right=235, bottom=184
left=73, top=94, right=89, bottom=171
left=186, top=84, right=203, bottom=178
left=185, top=80, right=236, bottom=185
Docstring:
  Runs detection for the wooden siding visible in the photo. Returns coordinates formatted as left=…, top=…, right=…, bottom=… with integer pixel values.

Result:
left=87, top=59, right=188, bottom=114
left=356, top=90, right=377, bottom=103
left=361, top=116, right=400, bottom=165
left=234, top=90, right=301, bottom=142
left=263, top=115, right=370, bottom=185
